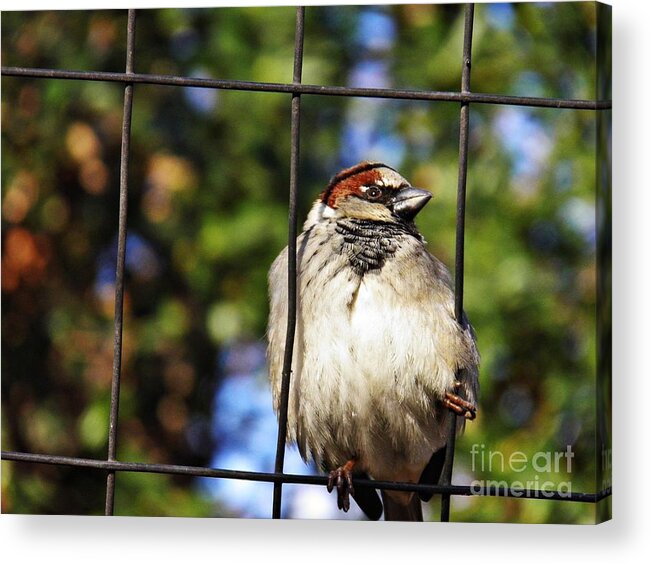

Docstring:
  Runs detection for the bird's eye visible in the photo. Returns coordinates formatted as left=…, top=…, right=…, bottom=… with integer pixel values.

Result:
left=365, top=186, right=382, bottom=200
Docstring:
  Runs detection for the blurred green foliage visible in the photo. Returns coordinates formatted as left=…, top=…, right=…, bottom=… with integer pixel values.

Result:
left=2, top=3, right=606, bottom=522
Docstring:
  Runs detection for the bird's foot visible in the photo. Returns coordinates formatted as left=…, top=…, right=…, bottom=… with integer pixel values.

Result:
left=443, top=383, right=476, bottom=420
left=327, top=458, right=356, bottom=512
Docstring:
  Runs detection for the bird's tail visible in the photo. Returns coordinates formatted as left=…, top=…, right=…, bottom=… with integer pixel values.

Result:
left=381, top=491, right=423, bottom=521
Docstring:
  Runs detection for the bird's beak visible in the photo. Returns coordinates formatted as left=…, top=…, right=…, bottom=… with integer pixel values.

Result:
left=390, top=187, right=432, bottom=220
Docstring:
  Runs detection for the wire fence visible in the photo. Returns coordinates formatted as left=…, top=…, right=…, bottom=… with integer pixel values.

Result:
left=1, top=4, right=612, bottom=520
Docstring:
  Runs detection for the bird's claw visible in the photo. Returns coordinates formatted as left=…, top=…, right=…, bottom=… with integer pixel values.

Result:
left=443, top=389, right=477, bottom=420
left=327, top=460, right=356, bottom=512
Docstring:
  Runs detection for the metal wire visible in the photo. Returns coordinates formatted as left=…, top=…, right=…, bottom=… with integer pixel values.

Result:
left=440, top=3, right=475, bottom=523
left=1, top=450, right=612, bottom=504
left=1, top=4, right=612, bottom=519
left=105, top=8, right=136, bottom=517
left=0, top=67, right=611, bottom=110
left=272, top=6, right=305, bottom=520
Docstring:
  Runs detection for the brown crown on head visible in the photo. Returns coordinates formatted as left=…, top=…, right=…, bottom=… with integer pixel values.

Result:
left=320, top=161, right=396, bottom=209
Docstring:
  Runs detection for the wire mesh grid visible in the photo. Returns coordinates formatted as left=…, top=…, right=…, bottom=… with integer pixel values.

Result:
left=1, top=4, right=612, bottom=520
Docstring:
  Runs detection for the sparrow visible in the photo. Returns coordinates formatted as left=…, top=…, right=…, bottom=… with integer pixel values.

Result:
left=267, top=161, right=479, bottom=521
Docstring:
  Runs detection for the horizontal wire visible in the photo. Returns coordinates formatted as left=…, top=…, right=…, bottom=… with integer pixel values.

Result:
left=1, top=66, right=611, bottom=110
left=1, top=450, right=612, bottom=504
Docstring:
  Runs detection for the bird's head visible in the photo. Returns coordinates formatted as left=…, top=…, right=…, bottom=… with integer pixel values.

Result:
left=315, top=161, right=432, bottom=224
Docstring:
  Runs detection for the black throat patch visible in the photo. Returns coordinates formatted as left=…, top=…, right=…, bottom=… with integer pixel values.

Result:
left=335, top=218, right=421, bottom=275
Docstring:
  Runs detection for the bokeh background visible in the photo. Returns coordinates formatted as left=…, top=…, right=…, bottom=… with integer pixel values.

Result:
left=2, top=2, right=608, bottom=522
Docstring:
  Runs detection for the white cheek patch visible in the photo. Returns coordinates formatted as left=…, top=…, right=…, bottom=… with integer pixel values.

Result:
left=321, top=204, right=337, bottom=218
left=304, top=200, right=337, bottom=229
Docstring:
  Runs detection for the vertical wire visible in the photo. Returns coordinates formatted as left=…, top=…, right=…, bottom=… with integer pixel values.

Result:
left=440, top=2, right=474, bottom=523
left=105, top=8, right=136, bottom=516
left=272, top=6, right=305, bottom=520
